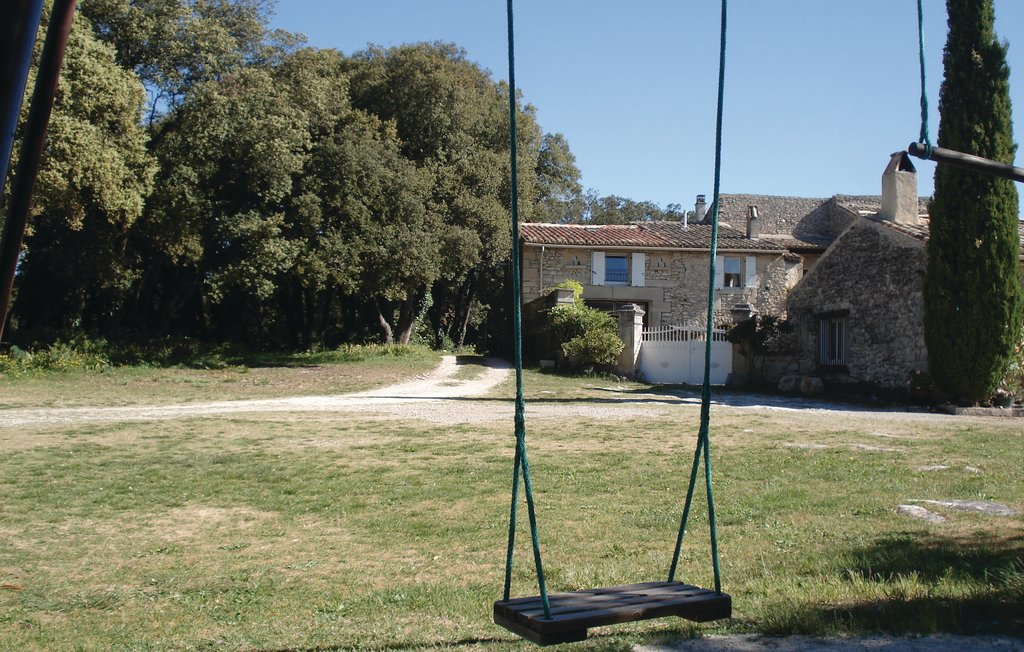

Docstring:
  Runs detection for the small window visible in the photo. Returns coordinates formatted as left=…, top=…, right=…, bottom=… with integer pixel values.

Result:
left=723, top=257, right=741, bottom=288
left=818, top=314, right=848, bottom=369
left=605, top=254, right=628, bottom=284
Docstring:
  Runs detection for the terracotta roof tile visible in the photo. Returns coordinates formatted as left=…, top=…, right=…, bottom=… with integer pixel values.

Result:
left=520, top=221, right=787, bottom=252
left=641, top=222, right=787, bottom=251
left=518, top=223, right=674, bottom=248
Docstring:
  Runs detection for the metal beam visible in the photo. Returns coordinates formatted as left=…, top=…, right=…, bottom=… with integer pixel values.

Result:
left=0, top=0, right=45, bottom=193
left=909, top=142, right=1024, bottom=183
left=0, top=0, right=77, bottom=342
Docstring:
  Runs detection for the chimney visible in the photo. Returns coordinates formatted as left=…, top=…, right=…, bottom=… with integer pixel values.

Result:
left=693, top=194, right=707, bottom=226
left=880, top=151, right=919, bottom=224
left=746, top=205, right=760, bottom=239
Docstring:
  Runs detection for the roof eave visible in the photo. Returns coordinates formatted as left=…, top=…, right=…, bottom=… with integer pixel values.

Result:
left=520, top=241, right=786, bottom=254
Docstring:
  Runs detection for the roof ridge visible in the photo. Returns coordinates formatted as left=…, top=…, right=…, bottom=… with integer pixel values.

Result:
left=522, top=222, right=640, bottom=229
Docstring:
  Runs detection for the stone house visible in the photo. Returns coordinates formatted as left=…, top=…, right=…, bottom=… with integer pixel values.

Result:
left=518, top=218, right=799, bottom=328
left=743, top=152, right=1024, bottom=392
left=785, top=192, right=931, bottom=389
left=521, top=154, right=1022, bottom=388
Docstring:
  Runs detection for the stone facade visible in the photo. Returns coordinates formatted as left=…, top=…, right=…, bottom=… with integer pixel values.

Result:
left=521, top=245, right=795, bottom=328
left=787, top=217, right=928, bottom=389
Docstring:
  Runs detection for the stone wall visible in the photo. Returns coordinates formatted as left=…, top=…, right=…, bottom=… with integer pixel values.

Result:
left=522, top=245, right=796, bottom=328
left=520, top=247, right=591, bottom=297
left=786, top=217, right=928, bottom=389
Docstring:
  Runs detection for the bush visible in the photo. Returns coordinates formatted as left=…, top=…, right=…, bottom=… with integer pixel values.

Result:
left=1001, top=326, right=1024, bottom=402
left=0, top=342, right=110, bottom=375
left=543, top=281, right=623, bottom=370
left=727, top=314, right=793, bottom=384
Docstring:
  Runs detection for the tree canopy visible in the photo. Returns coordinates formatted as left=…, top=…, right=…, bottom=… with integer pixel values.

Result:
left=6, top=3, right=585, bottom=352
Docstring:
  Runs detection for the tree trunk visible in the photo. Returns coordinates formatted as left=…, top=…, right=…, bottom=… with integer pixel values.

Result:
left=393, top=288, right=426, bottom=345
left=376, top=297, right=394, bottom=343
left=458, top=289, right=476, bottom=348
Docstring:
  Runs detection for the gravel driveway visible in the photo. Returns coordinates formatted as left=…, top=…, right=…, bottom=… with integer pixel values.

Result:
left=0, top=356, right=1005, bottom=428
left=0, top=355, right=512, bottom=427
left=637, top=634, right=1023, bottom=652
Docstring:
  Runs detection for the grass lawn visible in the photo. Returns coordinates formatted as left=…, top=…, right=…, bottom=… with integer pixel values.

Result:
left=1, top=361, right=1022, bottom=650
left=0, top=345, right=441, bottom=409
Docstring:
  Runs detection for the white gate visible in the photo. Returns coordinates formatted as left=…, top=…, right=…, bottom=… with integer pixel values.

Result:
left=638, top=325, right=732, bottom=385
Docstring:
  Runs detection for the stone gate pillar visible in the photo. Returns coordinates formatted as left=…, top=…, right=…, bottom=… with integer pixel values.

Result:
left=615, top=303, right=645, bottom=377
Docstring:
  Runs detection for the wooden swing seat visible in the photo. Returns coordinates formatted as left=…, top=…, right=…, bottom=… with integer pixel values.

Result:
left=493, top=581, right=731, bottom=646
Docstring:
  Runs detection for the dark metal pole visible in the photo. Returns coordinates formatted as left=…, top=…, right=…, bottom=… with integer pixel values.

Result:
left=0, top=0, right=45, bottom=193
left=0, top=0, right=77, bottom=343
left=909, top=142, right=1024, bottom=183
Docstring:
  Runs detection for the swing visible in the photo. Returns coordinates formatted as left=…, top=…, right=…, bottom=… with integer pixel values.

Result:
left=907, top=0, right=1024, bottom=183
left=493, top=0, right=732, bottom=645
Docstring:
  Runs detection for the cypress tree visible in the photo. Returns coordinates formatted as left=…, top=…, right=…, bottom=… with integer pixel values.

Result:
left=924, top=0, right=1023, bottom=404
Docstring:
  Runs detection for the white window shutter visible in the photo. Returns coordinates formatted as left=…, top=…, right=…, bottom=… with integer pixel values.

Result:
left=744, top=256, right=757, bottom=287
left=631, top=252, right=646, bottom=287
left=715, top=255, right=724, bottom=289
left=592, top=251, right=605, bottom=286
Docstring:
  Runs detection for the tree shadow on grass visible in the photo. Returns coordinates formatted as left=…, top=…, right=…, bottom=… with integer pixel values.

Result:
left=758, top=531, right=1024, bottom=637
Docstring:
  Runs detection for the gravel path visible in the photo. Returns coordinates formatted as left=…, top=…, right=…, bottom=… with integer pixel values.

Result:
left=636, top=634, right=1024, bottom=652
left=0, top=356, right=1008, bottom=428
left=0, top=355, right=512, bottom=427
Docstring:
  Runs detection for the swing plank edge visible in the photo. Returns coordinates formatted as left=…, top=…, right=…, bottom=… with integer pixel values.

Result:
left=494, top=581, right=731, bottom=645
left=493, top=611, right=588, bottom=646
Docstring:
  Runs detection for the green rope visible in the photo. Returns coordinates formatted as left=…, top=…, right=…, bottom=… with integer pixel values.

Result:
left=916, top=0, right=934, bottom=157
left=668, top=0, right=725, bottom=595
left=502, top=0, right=551, bottom=620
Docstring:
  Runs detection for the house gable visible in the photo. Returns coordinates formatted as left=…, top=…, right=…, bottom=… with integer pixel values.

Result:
left=787, top=217, right=928, bottom=388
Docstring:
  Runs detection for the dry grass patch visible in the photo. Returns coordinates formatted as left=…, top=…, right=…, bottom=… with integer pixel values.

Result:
left=146, top=505, right=277, bottom=543
left=0, top=349, right=441, bottom=409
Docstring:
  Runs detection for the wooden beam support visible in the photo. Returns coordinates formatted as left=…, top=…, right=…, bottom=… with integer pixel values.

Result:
left=908, top=142, right=1024, bottom=183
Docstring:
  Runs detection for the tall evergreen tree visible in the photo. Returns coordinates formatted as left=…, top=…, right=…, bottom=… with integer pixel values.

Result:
left=924, top=0, right=1023, bottom=404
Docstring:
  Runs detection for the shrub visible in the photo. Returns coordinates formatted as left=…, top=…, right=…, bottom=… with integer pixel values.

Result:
left=543, top=281, right=623, bottom=370
left=0, top=342, right=110, bottom=375
left=1001, top=326, right=1024, bottom=402
left=727, top=314, right=793, bottom=384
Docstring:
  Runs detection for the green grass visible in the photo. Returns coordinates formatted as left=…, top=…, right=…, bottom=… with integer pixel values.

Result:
left=0, top=362, right=1022, bottom=650
left=0, top=344, right=440, bottom=409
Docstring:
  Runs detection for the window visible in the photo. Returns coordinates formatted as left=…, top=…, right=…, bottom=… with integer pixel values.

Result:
left=715, top=256, right=757, bottom=289
left=818, top=313, right=848, bottom=369
left=605, top=254, right=628, bottom=284
left=592, top=251, right=645, bottom=287
left=723, top=257, right=741, bottom=287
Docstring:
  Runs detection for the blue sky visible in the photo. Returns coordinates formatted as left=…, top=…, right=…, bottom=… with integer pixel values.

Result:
left=268, top=1, right=1024, bottom=214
